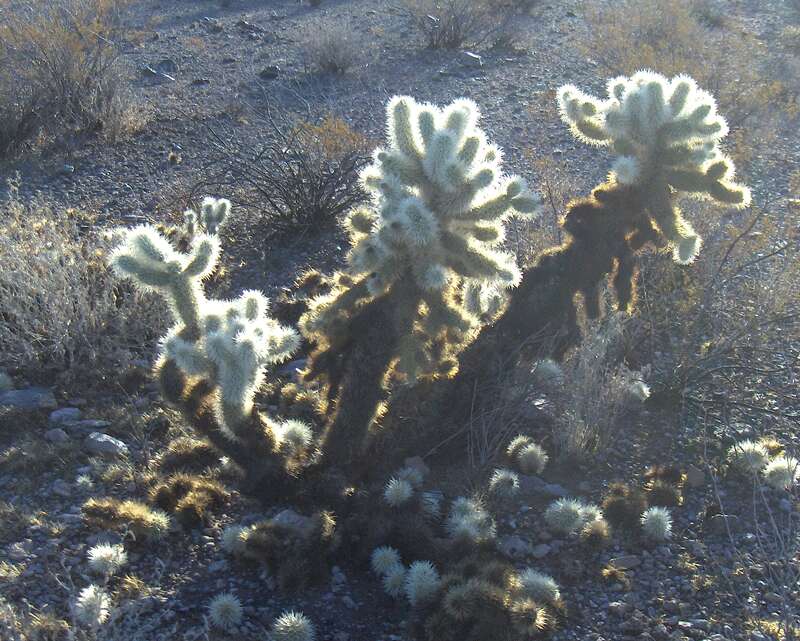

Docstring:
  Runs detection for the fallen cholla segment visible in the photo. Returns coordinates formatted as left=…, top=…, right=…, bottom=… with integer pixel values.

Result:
left=558, top=71, right=750, bottom=264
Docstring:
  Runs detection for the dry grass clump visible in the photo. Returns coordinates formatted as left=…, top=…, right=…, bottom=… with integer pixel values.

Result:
left=0, top=0, right=142, bottom=157
left=303, top=25, right=360, bottom=74
left=404, top=0, right=488, bottom=49
left=547, top=308, right=648, bottom=459
left=583, top=0, right=797, bottom=159
left=0, top=180, right=169, bottom=384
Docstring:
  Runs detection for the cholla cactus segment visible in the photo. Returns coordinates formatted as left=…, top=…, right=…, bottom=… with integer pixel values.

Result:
left=488, top=468, right=520, bottom=498
left=727, top=440, right=770, bottom=475
left=271, top=610, right=316, bottom=641
left=110, top=209, right=300, bottom=439
left=764, top=455, right=799, bottom=490
left=507, top=435, right=534, bottom=460
left=629, top=380, right=651, bottom=402
left=221, top=525, right=247, bottom=555
left=445, top=497, right=496, bottom=542
left=275, top=419, right=314, bottom=455
left=404, top=560, right=441, bottom=607
left=208, top=593, right=243, bottom=631
left=641, top=506, right=672, bottom=541
left=544, top=498, right=585, bottom=535
left=516, top=442, right=549, bottom=475
left=519, top=569, right=560, bottom=604
left=74, top=584, right=111, bottom=628
left=383, top=564, right=407, bottom=598
left=384, top=477, right=414, bottom=507
left=579, top=503, right=603, bottom=524
left=353, top=96, right=541, bottom=294
left=87, top=543, right=127, bottom=577
left=110, top=225, right=219, bottom=330
left=371, top=546, right=402, bottom=576
left=557, top=72, right=750, bottom=264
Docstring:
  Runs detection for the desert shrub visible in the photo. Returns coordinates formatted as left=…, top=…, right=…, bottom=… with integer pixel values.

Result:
left=583, top=0, right=797, bottom=152
left=404, top=0, right=506, bottom=50
left=540, top=308, right=649, bottom=458
left=303, top=25, right=359, bottom=74
left=192, top=110, right=372, bottom=237
left=0, top=0, right=141, bottom=157
left=0, top=179, right=168, bottom=383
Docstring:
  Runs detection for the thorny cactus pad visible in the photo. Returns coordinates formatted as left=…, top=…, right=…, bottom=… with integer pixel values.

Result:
left=558, top=71, right=750, bottom=264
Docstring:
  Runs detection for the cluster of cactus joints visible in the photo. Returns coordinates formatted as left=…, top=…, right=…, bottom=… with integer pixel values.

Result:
left=300, top=96, right=540, bottom=468
left=82, top=498, right=171, bottom=542
left=149, top=473, right=229, bottom=530
left=558, top=70, right=750, bottom=265
left=235, top=510, right=338, bottom=592
left=109, top=198, right=310, bottom=493
left=418, top=551, right=561, bottom=641
left=367, top=73, right=752, bottom=472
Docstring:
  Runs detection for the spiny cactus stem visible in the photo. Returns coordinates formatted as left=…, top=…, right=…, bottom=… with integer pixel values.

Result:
left=172, top=279, right=202, bottom=339
left=317, top=275, right=419, bottom=471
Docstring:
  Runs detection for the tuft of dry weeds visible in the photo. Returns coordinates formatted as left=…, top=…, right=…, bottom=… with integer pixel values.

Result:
left=0, top=0, right=143, bottom=157
left=0, top=178, right=169, bottom=384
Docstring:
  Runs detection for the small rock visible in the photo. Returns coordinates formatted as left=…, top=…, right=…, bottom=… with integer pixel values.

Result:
left=49, top=407, right=82, bottom=424
left=52, top=480, right=72, bottom=498
left=610, top=555, right=641, bottom=570
left=44, top=428, right=69, bottom=444
left=531, top=543, right=551, bottom=559
left=259, top=65, right=281, bottom=80
left=0, top=371, right=12, bottom=392
left=0, top=387, right=57, bottom=410
left=84, top=433, right=128, bottom=457
left=156, top=58, right=178, bottom=74
left=608, top=601, right=630, bottom=616
left=685, top=465, right=705, bottom=488
left=271, top=509, right=314, bottom=536
left=542, top=483, right=569, bottom=497
left=64, top=419, right=112, bottom=435
left=498, top=535, right=532, bottom=559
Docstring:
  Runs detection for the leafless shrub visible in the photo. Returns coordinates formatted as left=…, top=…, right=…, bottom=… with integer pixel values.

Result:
left=0, top=0, right=141, bottom=157
left=0, top=179, right=169, bottom=384
left=188, top=109, right=372, bottom=238
left=303, top=25, right=359, bottom=74
left=404, top=0, right=505, bottom=50
left=546, top=307, right=649, bottom=459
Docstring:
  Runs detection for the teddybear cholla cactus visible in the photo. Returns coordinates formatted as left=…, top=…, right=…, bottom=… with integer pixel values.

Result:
left=110, top=198, right=309, bottom=490
left=558, top=71, right=750, bottom=264
left=301, top=96, right=540, bottom=465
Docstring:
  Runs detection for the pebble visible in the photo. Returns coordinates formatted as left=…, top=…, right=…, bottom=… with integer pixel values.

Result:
left=531, top=543, right=551, bottom=558
left=0, top=387, right=57, bottom=409
left=49, top=407, right=82, bottom=424
left=44, top=428, right=69, bottom=443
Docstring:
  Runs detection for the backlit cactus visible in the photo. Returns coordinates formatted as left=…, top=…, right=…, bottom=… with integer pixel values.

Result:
left=303, top=95, right=541, bottom=378
left=300, top=96, right=541, bottom=467
left=109, top=199, right=308, bottom=492
left=558, top=71, right=750, bottom=264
